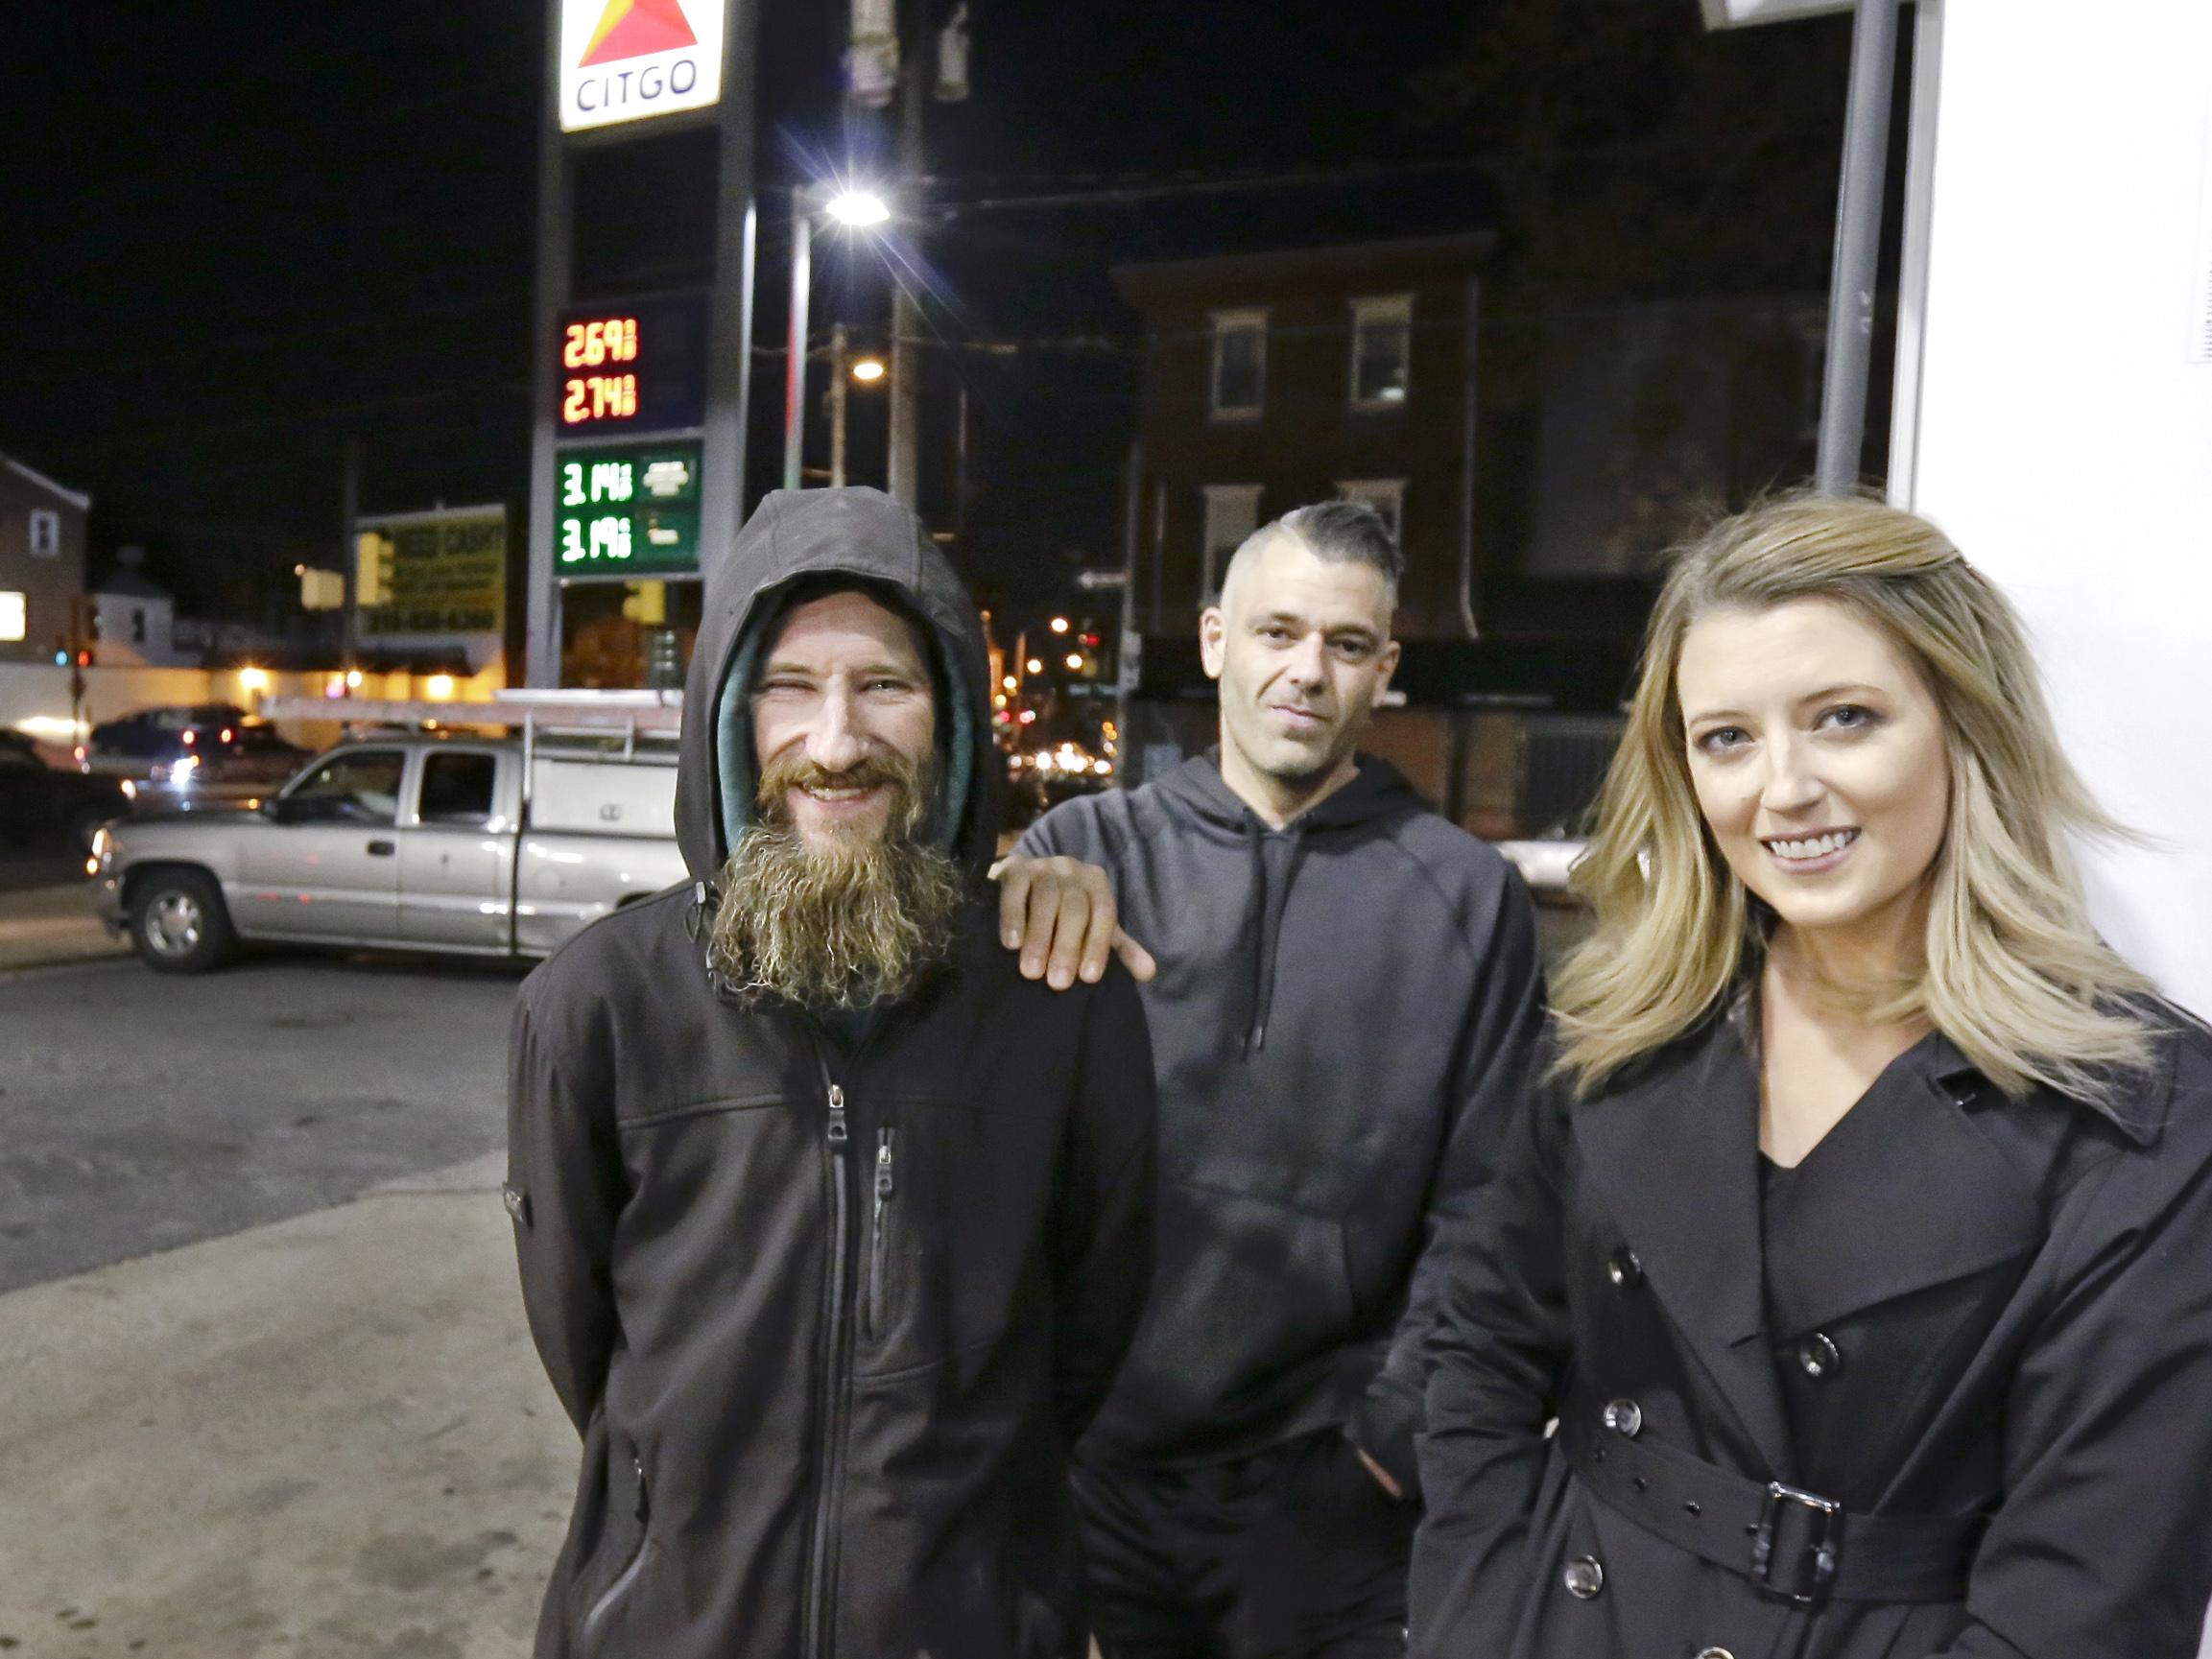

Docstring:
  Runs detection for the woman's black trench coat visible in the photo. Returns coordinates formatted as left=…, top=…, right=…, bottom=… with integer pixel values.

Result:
left=1409, top=1007, right=2212, bottom=1659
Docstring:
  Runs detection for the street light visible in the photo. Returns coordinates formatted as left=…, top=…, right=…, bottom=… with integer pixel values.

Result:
left=823, top=188, right=892, bottom=228
left=851, top=357, right=887, bottom=383
left=1049, top=616, right=1070, bottom=634
left=785, top=181, right=894, bottom=492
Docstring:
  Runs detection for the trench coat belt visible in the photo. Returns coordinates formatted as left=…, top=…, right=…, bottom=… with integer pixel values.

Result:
left=1560, top=1416, right=1987, bottom=1606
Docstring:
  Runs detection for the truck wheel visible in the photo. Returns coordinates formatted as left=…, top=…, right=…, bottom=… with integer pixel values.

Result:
left=131, top=869, right=236, bottom=974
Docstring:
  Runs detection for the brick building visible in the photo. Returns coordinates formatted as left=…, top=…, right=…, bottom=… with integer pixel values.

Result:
left=1114, top=234, right=1491, bottom=643
left=0, top=452, right=91, bottom=665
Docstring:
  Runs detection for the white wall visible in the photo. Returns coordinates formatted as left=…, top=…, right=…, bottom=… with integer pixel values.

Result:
left=1895, top=0, right=2212, bottom=1021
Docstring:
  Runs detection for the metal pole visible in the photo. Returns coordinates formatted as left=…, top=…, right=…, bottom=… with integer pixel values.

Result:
left=830, top=321, right=849, bottom=487
left=885, top=2, right=928, bottom=507
left=700, top=0, right=763, bottom=581
left=1816, top=0, right=1901, bottom=494
left=523, top=9, right=572, bottom=688
left=1115, top=440, right=1143, bottom=783
left=783, top=196, right=812, bottom=492
left=1455, top=277, right=1482, bottom=640
left=341, top=438, right=361, bottom=675
left=953, top=379, right=969, bottom=540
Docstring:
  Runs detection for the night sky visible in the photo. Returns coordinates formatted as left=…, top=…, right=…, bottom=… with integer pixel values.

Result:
left=0, top=3, right=1846, bottom=625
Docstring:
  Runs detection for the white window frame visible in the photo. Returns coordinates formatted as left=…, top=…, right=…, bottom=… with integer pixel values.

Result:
left=1208, top=309, right=1269, bottom=420
left=1348, top=295, right=1414, bottom=410
left=1337, top=479, right=1407, bottom=543
left=28, top=509, right=59, bottom=557
left=1201, top=485, right=1264, bottom=602
left=0, top=591, right=24, bottom=643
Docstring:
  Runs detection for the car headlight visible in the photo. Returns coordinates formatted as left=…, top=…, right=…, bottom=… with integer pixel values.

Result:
left=167, top=754, right=200, bottom=785
left=90, top=826, right=113, bottom=872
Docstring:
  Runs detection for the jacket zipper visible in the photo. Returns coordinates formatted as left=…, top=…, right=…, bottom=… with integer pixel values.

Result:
left=801, top=1061, right=852, bottom=1659
left=580, top=1456, right=650, bottom=1647
left=866, top=1127, right=897, bottom=1340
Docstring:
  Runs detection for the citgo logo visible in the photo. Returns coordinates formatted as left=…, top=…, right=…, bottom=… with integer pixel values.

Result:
left=560, top=0, right=724, bottom=131
left=580, top=0, right=698, bottom=67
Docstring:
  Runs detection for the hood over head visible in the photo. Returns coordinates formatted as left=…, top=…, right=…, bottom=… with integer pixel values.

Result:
left=673, top=486, right=997, bottom=885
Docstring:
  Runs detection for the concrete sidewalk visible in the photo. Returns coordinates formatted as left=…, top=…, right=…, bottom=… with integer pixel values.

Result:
left=0, top=880, right=127, bottom=973
left=0, top=1153, right=576, bottom=1659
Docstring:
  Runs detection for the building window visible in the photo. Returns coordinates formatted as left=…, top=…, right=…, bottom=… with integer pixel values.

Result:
left=1338, top=480, right=1406, bottom=542
left=0, top=592, right=24, bottom=643
left=1201, top=485, right=1264, bottom=602
left=1349, top=295, right=1413, bottom=409
left=1209, top=310, right=1268, bottom=419
left=28, top=510, right=59, bottom=557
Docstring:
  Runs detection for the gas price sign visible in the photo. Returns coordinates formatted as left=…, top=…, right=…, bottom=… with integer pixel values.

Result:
left=557, top=291, right=707, bottom=435
left=554, top=438, right=703, bottom=577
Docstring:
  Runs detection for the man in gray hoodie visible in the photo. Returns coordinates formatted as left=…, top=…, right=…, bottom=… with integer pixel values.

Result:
left=1008, top=501, right=1545, bottom=1657
left=507, top=487, right=1156, bottom=1659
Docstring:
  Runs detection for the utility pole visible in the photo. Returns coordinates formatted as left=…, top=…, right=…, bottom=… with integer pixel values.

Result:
left=885, top=2, right=929, bottom=507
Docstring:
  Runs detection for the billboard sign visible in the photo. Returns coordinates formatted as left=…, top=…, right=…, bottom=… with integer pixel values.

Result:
left=357, top=506, right=508, bottom=640
left=554, top=438, right=702, bottom=579
left=558, top=0, right=728, bottom=134
left=1700, top=0, right=1854, bottom=26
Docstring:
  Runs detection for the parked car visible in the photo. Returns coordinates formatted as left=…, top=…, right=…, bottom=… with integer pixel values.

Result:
left=0, top=736, right=130, bottom=852
left=123, top=721, right=311, bottom=805
left=79, top=703, right=253, bottom=778
left=92, top=733, right=685, bottom=972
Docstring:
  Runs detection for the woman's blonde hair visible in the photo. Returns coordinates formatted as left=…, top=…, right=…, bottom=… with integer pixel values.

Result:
left=1553, top=490, right=2156, bottom=1102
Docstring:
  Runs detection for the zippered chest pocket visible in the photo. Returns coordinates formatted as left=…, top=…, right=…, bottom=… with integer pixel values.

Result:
left=851, top=1101, right=1058, bottom=1379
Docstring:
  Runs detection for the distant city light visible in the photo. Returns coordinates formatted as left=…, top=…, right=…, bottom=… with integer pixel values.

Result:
left=345, top=669, right=364, bottom=689
left=1001, top=675, right=1018, bottom=691
left=1025, top=657, right=1042, bottom=675
left=824, top=188, right=892, bottom=227
left=1065, top=652, right=1084, bottom=671
left=1049, top=616, right=1070, bottom=634
left=238, top=666, right=269, bottom=692
left=850, top=358, right=887, bottom=383
left=426, top=674, right=456, bottom=699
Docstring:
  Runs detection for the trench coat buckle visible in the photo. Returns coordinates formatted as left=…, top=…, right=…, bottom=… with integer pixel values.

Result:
left=1751, top=1481, right=1842, bottom=1606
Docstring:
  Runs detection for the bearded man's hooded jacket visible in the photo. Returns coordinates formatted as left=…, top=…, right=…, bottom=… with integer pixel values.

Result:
left=505, top=487, right=1157, bottom=1659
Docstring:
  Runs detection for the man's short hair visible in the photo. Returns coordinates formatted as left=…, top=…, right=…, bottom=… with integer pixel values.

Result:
left=1219, top=500, right=1404, bottom=604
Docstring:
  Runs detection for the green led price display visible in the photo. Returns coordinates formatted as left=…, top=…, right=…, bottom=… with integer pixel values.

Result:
left=554, top=439, right=702, bottom=577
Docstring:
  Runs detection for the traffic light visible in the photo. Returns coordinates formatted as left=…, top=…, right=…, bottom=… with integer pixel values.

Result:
left=355, top=533, right=396, bottom=608
left=74, top=649, right=91, bottom=669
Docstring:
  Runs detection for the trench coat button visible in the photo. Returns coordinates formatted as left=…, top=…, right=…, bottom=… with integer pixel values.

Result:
left=1606, top=1247, right=1644, bottom=1290
left=1602, top=1398, right=1643, bottom=1438
left=1796, top=1333, right=1843, bottom=1379
left=1561, top=1555, right=1605, bottom=1600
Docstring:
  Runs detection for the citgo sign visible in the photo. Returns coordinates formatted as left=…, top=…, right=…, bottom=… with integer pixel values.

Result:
left=558, top=0, right=729, bottom=133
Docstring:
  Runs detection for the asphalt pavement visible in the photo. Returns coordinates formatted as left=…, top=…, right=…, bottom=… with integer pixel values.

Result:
left=0, top=907, right=567, bottom=1658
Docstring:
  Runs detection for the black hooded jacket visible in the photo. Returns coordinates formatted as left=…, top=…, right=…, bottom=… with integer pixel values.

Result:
left=1016, top=751, right=1543, bottom=1495
left=506, top=488, right=1156, bottom=1659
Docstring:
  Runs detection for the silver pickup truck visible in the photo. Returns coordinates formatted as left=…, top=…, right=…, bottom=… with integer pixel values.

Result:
left=92, top=731, right=686, bottom=973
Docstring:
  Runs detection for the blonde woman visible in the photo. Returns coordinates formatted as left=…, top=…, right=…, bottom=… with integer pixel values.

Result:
left=1409, top=494, right=2212, bottom=1659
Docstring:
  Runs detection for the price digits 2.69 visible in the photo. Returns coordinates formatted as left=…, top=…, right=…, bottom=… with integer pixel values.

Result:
left=561, top=316, right=642, bottom=426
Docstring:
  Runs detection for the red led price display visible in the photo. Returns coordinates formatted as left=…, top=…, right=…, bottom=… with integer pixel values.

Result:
left=555, top=292, right=707, bottom=434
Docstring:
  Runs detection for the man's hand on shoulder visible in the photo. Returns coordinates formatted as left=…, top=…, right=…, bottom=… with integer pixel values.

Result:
left=990, top=854, right=1157, bottom=990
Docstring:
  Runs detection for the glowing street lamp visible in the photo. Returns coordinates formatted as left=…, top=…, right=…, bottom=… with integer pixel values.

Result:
left=850, top=357, right=887, bottom=384
left=823, top=188, right=892, bottom=228
left=787, top=182, right=895, bottom=491
left=1049, top=616, right=1070, bottom=634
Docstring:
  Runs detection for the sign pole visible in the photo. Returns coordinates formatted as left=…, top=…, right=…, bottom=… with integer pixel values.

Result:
left=697, top=0, right=761, bottom=592
left=525, top=12, right=574, bottom=687
left=783, top=193, right=813, bottom=491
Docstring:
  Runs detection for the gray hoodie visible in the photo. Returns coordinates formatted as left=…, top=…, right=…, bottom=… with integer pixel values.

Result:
left=1019, top=749, right=1543, bottom=1496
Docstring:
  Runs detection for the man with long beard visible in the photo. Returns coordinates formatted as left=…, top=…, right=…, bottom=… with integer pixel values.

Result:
left=505, top=486, right=1157, bottom=1659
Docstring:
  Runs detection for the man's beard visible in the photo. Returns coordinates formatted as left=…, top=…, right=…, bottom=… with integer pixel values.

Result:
left=707, top=748, right=965, bottom=1011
